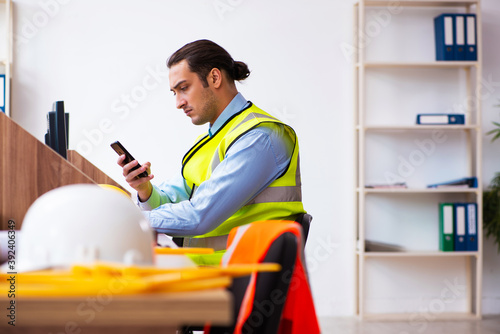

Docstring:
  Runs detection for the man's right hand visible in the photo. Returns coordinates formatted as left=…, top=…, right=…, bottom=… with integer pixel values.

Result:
left=117, top=155, right=154, bottom=202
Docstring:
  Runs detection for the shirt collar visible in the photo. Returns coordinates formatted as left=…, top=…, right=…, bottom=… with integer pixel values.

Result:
left=208, top=92, right=248, bottom=137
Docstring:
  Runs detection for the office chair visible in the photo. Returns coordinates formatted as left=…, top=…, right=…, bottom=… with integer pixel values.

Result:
left=182, top=221, right=320, bottom=334
left=182, top=231, right=296, bottom=334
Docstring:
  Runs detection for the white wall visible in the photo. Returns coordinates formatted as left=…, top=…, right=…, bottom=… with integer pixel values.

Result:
left=478, top=0, right=500, bottom=314
left=9, top=0, right=500, bottom=317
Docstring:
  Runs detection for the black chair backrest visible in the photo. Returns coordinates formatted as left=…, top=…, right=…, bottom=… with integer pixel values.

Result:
left=205, top=232, right=298, bottom=334
left=295, top=213, right=312, bottom=245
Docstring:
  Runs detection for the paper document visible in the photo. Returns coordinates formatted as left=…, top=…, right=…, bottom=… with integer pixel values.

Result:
left=157, top=233, right=179, bottom=248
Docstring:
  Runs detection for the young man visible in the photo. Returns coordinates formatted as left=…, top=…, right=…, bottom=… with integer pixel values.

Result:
left=118, top=39, right=305, bottom=264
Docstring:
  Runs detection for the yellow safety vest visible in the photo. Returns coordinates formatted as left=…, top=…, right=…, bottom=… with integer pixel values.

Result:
left=182, top=103, right=306, bottom=265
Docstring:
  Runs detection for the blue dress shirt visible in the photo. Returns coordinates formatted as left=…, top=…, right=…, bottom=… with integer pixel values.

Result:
left=139, top=93, right=294, bottom=236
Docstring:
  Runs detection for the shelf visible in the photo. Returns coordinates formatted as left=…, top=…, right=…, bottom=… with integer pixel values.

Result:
left=361, top=312, right=480, bottom=321
left=362, top=0, right=478, bottom=7
left=354, top=0, right=482, bottom=319
left=358, top=188, right=479, bottom=193
left=357, top=250, right=479, bottom=257
left=357, top=125, right=478, bottom=131
left=356, top=61, right=478, bottom=68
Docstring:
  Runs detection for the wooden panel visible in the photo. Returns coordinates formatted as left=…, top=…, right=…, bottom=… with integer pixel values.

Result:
left=0, top=113, right=95, bottom=229
left=0, top=328, right=178, bottom=334
left=67, top=150, right=130, bottom=196
left=0, top=289, right=232, bottom=332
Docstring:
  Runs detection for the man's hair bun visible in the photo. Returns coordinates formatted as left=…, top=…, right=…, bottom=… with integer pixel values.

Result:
left=233, top=61, right=250, bottom=81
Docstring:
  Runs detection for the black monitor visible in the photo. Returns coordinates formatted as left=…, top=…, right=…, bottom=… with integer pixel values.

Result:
left=44, top=101, right=69, bottom=159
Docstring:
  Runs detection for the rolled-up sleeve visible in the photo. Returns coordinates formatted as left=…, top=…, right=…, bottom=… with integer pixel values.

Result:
left=137, top=174, right=192, bottom=210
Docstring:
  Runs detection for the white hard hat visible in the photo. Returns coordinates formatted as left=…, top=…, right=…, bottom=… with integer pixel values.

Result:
left=5, top=184, right=155, bottom=272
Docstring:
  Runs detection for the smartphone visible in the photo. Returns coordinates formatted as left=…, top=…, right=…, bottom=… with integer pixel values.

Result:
left=110, top=141, right=148, bottom=178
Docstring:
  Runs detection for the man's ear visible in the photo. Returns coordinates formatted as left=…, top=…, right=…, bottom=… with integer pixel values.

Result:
left=208, top=68, right=223, bottom=89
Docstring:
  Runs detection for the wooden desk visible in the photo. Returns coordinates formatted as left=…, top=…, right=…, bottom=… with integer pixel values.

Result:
left=1, top=289, right=232, bottom=333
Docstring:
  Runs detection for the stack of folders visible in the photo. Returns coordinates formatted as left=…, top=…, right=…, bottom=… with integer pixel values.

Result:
left=434, top=13, right=477, bottom=61
left=439, top=202, right=478, bottom=252
left=427, top=177, right=477, bottom=189
left=365, top=182, right=407, bottom=189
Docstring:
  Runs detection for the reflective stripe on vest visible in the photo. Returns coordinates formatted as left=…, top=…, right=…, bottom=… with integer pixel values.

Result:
left=182, top=234, right=228, bottom=251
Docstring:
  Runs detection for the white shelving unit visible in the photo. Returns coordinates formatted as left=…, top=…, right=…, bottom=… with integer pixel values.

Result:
left=0, top=0, right=12, bottom=117
left=354, top=0, right=482, bottom=320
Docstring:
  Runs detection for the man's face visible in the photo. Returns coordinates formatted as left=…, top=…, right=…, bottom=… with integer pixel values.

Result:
left=169, top=60, right=219, bottom=126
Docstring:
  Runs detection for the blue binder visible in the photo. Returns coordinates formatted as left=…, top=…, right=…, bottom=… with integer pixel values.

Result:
left=0, top=74, right=5, bottom=113
left=416, top=113, right=465, bottom=125
left=464, top=14, right=477, bottom=61
left=434, top=14, right=455, bottom=61
left=427, top=177, right=477, bottom=189
left=454, top=14, right=466, bottom=60
left=466, top=203, right=478, bottom=251
left=454, top=203, right=467, bottom=251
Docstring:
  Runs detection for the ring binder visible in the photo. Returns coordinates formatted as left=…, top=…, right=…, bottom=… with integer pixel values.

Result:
left=464, top=14, right=477, bottom=61
left=434, top=14, right=455, bottom=61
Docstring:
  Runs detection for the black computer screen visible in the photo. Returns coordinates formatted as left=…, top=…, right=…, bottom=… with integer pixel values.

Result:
left=44, top=101, right=69, bottom=159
